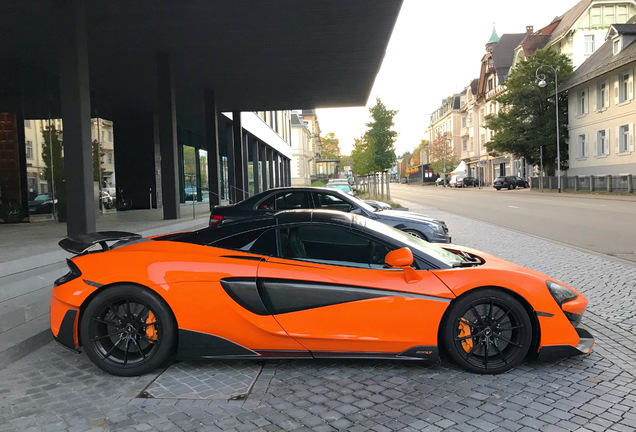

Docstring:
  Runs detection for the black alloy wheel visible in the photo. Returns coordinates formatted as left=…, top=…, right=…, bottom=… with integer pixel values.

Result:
left=442, top=289, right=532, bottom=374
left=80, top=285, right=176, bottom=376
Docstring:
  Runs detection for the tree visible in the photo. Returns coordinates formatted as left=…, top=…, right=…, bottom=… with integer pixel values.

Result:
left=351, top=136, right=373, bottom=175
left=365, top=98, right=398, bottom=171
left=425, top=133, right=459, bottom=175
left=485, top=48, right=573, bottom=175
left=41, top=124, right=64, bottom=185
left=320, top=132, right=341, bottom=159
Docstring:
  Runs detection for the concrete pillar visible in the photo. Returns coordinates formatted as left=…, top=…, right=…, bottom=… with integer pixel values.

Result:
left=204, top=89, right=221, bottom=208
left=57, top=0, right=95, bottom=236
left=274, top=153, right=280, bottom=188
left=243, top=131, right=250, bottom=197
left=157, top=53, right=180, bottom=219
left=260, top=143, right=267, bottom=192
left=232, top=111, right=245, bottom=202
left=252, top=138, right=260, bottom=194
left=267, top=147, right=274, bottom=189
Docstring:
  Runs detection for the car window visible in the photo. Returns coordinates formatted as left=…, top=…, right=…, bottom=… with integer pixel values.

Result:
left=278, top=224, right=396, bottom=269
left=312, top=192, right=353, bottom=212
left=257, top=191, right=309, bottom=210
left=209, top=227, right=277, bottom=256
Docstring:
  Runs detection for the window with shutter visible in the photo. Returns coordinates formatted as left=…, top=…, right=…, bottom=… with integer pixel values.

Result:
left=596, top=130, right=606, bottom=156
left=619, top=125, right=629, bottom=153
left=614, top=78, right=620, bottom=104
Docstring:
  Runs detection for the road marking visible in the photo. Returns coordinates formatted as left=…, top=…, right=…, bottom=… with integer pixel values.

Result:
left=508, top=205, right=520, bottom=209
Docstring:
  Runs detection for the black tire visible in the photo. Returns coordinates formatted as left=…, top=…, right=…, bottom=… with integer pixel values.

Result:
left=441, top=289, right=532, bottom=374
left=508, top=184, right=514, bottom=190
left=117, top=198, right=132, bottom=211
left=80, top=285, right=176, bottom=376
left=524, top=183, right=529, bottom=188
left=2, top=201, right=25, bottom=223
left=495, top=187, right=501, bottom=190
left=403, top=229, right=427, bottom=241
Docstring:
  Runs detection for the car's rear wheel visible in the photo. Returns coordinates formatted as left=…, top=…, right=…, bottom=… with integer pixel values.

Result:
left=508, top=184, right=514, bottom=190
left=80, top=285, right=176, bottom=376
left=495, top=187, right=501, bottom=190
left=442, top=289, right=532, bottom=374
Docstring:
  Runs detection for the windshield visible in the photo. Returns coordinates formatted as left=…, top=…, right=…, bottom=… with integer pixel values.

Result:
left=326, top=184, right=351, bottom=191
left=354, top=216, right=463, bottom=266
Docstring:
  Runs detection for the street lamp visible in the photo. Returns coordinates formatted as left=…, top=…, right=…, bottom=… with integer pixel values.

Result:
left=536, top=64, right=561, bottom=193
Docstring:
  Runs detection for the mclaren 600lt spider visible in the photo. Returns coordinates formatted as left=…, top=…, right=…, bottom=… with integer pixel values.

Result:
left=51, top=210, right=594, bottom=376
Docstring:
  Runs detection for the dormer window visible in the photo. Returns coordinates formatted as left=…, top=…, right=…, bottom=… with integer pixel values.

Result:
left=614, top=38, right=621, bottom=54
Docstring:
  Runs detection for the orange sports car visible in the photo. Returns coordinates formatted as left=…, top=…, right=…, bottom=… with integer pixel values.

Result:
left=50, top=210, right=593, bottom=376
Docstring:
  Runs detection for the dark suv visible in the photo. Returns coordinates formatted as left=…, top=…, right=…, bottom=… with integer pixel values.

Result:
left=493, top=176, right=529, bottom=190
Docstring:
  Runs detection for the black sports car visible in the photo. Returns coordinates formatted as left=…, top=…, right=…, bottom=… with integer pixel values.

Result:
left=210, top=187, right=451, bottom=243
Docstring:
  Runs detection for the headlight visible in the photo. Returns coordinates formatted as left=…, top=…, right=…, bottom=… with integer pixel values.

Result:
left=546, top=281, right=578, bottom=305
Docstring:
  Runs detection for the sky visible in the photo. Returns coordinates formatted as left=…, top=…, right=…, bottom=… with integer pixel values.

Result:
left=316, top=0, right=578, bottom=156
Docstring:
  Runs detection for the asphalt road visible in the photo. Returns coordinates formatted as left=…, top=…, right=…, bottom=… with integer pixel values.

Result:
left=388, top=183, right=636, bottom=264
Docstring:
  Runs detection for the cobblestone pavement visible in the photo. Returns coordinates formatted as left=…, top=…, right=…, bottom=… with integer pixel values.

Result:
left=2, top=201, right=636, bottom=431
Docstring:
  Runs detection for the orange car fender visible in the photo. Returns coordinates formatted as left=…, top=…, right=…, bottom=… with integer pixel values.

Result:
left=432, top=268, right=581, bottom=349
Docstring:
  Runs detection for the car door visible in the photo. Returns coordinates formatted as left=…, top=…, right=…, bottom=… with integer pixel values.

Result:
left=256, top=223, right=454, bottom=358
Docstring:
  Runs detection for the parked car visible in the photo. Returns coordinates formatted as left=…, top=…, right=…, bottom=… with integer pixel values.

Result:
left=184, top=187, right=197, bottom=201
left=325, top=182, right=354, bottom=196
left=435, top=175, right=450, bottom=187
left=52, top=209, right=593, bottom=376
left=28, top=194, right=57, bottom=214
left=458, top=176, right=478, bottom=187
left=493, top=176, right=529, bottom=190
left=209, top=187, right=451, bottom=243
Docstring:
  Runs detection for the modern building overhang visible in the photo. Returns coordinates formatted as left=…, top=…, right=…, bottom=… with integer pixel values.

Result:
left=1, top=1, right=403, bottom=128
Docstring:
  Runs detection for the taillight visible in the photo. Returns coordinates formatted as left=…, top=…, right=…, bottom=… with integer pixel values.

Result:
left=209, top=214, right=223, bottom=227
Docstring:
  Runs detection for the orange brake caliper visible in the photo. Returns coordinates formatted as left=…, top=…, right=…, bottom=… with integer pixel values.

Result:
left=145, top=310, right=158, bottom=342
left=458, top=319, right=473, bottom=352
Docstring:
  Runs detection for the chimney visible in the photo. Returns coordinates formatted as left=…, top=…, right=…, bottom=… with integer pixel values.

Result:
left=526, top=25, right=534, bottom=34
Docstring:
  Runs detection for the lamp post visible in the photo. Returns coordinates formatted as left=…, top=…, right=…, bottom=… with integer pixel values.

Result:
left=536, top=64, right=561, bottom=193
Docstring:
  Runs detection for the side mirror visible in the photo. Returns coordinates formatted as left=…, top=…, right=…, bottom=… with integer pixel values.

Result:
left=385, top=247, right=413, bottom=267
left=385, top=248, right=422, bottom=284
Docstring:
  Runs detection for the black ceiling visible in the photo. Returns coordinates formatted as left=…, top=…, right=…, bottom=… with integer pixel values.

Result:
left=1, top=1, right=402, bottom=129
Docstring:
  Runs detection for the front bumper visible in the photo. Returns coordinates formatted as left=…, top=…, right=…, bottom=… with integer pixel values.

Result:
left=537, top=327, right=594, bottom=362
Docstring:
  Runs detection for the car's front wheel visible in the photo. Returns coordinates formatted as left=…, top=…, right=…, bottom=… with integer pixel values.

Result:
left=441, top=289, right=532, bottom=374
left=80, top=285, right=176, bottom=376
left=403, top=229, right=427, bottom=241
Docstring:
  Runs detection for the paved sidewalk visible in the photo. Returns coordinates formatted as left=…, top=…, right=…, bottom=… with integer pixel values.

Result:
left=1, top=199, right=635, bottom=431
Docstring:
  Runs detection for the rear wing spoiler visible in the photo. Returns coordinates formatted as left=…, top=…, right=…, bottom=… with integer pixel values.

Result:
left=59, top=231, right=143, bottom=255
